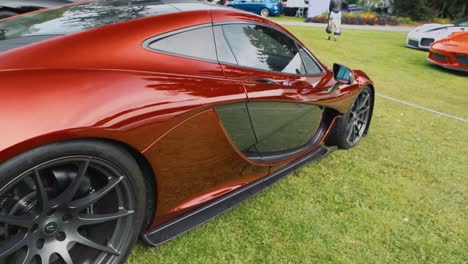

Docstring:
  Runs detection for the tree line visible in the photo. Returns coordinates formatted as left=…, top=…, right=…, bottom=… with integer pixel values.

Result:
left=348, top=0, right=467, bottom=20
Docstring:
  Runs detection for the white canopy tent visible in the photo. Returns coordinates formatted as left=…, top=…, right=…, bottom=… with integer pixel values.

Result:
left=307, top=0, right=331, bottom=18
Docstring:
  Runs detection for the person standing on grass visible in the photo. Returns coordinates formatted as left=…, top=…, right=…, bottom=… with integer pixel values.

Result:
left=327, top=0, right=347, bottom=41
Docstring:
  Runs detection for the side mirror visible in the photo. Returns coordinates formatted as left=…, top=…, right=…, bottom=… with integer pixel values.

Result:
left=333, top=63, right=354, bottom=85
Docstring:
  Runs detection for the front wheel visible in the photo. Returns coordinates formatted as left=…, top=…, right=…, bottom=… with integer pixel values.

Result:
left=326, top=86, right=374, bottom=149
left=260, top=8, right=270, bottom=17
left=0, top=140, right=146, bottom=264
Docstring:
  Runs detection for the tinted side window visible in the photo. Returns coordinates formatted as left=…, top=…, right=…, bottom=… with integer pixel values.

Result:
left=213, top=26, right=237, bottom=64
left=299, top=49, right=322, bottom=75
left=149, top=27, right=216, bottom=61
left=222, top=24, right=305, bottom=74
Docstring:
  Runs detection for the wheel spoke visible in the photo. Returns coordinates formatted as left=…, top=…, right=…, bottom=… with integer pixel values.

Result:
left=357, top=116, right=367, bottom=124
left=68, top=176, right=123, bottom=211
left=358, top=107, right=370, bottom=115
left=354, top=124, right=360, bottom=137
left=358, top=93, right=369, bottom=109
left=77, top=209, right=134, bottom=226
left=0, top=214, right=33, bottom=228
left=0, top=231, right=27, bottom=258
left=75, top=235, right=120, bottom=255
left=57, top=248, right=74, bottom=264
left=346, top=123, right=354, bottom=141
left=49, top=159, right=91, bottom=209
left=33, top=170, right=49, bottom=213
left=38, top=252, right=51, bottom=264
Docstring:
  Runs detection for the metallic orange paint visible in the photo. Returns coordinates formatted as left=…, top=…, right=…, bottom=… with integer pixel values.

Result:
left=0, top=4, right=373, bottom=230
left=144, top=109, right=269, bottom=226
left=427, top=32, right=468, bottom=72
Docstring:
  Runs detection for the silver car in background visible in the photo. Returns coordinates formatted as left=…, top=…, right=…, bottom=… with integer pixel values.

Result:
left=406, top=17, right=467, bottom=51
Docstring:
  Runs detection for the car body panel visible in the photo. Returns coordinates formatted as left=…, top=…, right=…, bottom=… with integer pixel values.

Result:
left=144, top=108, right=270, bottom=226
left=406, top=18, right=467, bottom=50
left=0, top=0, right=374, bottom=241
left=427, top=32, right=468, bottom=72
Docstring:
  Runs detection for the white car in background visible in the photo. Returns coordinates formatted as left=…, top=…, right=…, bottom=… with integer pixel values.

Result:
left=406, top=17, right=468, bottom=50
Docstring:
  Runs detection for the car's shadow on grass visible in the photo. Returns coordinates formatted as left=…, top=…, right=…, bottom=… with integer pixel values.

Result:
left=427, top=64, right=468, bottom=77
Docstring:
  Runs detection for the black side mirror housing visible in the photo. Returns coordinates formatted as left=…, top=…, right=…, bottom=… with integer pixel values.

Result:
left=333, top=63, right=354, bottom=85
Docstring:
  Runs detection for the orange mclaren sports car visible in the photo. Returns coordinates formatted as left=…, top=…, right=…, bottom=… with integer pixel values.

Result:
left=0, top=0, right=375, bottom=263
left=427, top=31, right=468, bottom=73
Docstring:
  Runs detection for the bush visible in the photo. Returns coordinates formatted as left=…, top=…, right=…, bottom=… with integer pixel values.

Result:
left=311, top=12, right=400, bottom=26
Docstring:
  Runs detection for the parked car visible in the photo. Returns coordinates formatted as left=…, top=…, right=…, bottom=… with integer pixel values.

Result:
left=0, top=0, right=79, bottom=19
left=427, top=32, right=468, bottom=73
left=406, top=17, right=468, bottom=51
left=226, top=0, right=283, bottom=17
left=346, top=4, right=363, bottom=13
left=0, top=0, right=375, bottom=263
left=373, top=0, right=393, bottom=14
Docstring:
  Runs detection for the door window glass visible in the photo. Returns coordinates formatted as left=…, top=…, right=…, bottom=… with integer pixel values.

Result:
left=248, top=102, right=323, bottom=153
left=213, top=26, right=237, bottom=64
left=299, top=49, right=322, bottom=75
left=222, top=24, right=306, bottom=74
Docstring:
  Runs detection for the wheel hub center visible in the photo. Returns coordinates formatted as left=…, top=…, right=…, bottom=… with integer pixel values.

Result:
left=43, top=221, right=59, bottom=236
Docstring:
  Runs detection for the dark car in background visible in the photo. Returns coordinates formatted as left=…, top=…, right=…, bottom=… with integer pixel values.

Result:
left=346, top=4, right=363, bottom=13
left=226, top=0, right=283, bottom=17
left=0, top=0, right=78, bottom=19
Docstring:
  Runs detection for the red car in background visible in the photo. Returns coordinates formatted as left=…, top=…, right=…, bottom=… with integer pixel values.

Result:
left=0, top=0, right=375, bottom=263
left=427, top=32, right=468, bottom=73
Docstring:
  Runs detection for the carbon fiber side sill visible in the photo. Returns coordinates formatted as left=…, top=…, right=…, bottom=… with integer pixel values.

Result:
left=142, top=144, right=335, bottom=246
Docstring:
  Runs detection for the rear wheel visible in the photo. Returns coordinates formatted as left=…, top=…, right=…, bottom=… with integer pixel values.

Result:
left=327, top=87, right=373, bottom=149
left=0, top=10, right=17, bottom=19
left=0, top=140, right=146, bottom=264
left=260, top=8, right=270, bottom=17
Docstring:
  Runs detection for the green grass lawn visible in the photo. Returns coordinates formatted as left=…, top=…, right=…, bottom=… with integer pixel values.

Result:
left=128, top=28, right=467, bottom=263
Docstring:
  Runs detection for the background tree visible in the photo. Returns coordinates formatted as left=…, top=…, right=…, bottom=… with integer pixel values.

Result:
left=356, top=0, right=466, bottom=20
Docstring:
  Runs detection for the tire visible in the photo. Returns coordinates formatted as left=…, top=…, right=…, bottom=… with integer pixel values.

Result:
left=0, top=140, right=146, bottom=264
left=0, top=10, right=17, bottom=19
left=260, top=8, right=269, bottom=17
left=326, top=86, right=374, bottom=149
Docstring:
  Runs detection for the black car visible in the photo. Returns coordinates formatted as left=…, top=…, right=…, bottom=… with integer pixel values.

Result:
left=0, top=0, right=78, bottom=19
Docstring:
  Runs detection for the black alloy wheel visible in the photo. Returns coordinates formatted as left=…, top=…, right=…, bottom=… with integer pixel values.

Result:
left=326, top=86, right=374, bottom=149
left=345, top=88, right=372, bottom=146
left=0, top=141, right=146, bottom=264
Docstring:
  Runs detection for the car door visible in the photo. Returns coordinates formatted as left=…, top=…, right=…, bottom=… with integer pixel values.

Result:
left=251, top=0, right=265, bottom=14
left=213, top=23, right=329, bottom=163
left=232, top=0, right=250, bottom=12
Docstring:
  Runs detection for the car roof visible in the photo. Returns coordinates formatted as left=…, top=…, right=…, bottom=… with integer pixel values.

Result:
left=0, top=0, right=231, bottom=39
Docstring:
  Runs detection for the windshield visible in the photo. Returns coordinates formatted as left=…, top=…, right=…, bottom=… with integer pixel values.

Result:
left=0, top=0, right=176, bottom=41
left=454, top=17, right=468, bottom=27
